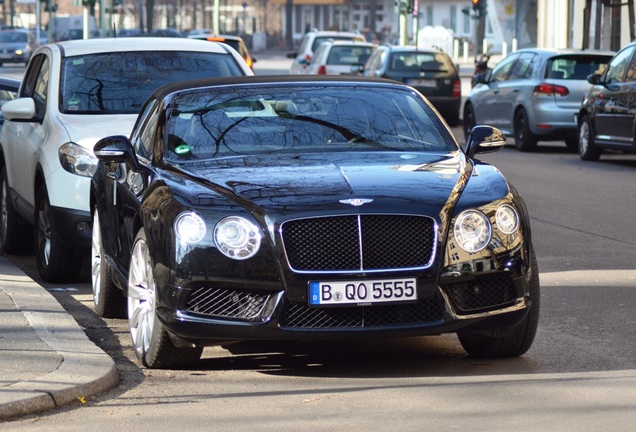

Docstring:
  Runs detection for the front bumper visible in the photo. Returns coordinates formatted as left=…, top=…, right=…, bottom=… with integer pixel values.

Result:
left=155, top=267, right=531, bottom=347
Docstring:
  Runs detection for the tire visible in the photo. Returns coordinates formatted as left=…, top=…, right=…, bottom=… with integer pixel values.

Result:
left=578, top=114, right=601, bottom=161
left=91, top=208, right=126, bottom=318
left=35, top=183, right=82, bottom=283
left=128, top=228, right=203, bottom=369
left=0, top=166, right=33, bottom=254
left=513, top=109, right=538, bottom=151
left=457, top=249, right=540, bottom=358
left=462, top=103, right=476, bottom=142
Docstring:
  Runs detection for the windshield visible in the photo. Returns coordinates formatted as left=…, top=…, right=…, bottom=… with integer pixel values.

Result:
left=165, top=84, right=456, bottom=161
left=60, top=51, right=244, bottom=114
left=0, top=31, right=27, bottom=43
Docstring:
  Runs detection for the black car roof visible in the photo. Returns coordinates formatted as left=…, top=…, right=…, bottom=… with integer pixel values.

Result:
left=152, top=75, right=406, bottom=101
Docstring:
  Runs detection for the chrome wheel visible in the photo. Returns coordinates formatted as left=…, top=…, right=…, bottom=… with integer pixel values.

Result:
left=128, top=233, right=156, bottom=360
left=578, top=115, right=601, bottom=161
left=91, top=210, right=103, bottom=306
left=36, top=197, right=52, bottom=267
left=1, top=174, right=8, bottom=241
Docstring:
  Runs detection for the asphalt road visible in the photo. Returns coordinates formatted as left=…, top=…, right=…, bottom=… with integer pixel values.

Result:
left=3, top=56, right=636, bottom=430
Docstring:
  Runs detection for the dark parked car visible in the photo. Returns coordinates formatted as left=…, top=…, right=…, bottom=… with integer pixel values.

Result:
left=91, top=75, right=539, bottom=369
left=577, top=41, right=636, bottom=160
left=464, top=48, right=613, bottom=151
left=0, top=28, right=38, bottom=65
left=361, top=45, right=461, bottom=126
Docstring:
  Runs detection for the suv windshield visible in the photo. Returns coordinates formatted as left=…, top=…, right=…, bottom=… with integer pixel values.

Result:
left=60, top=51, right=243, bottom=114
left=165, top=84, right=455, bottom=161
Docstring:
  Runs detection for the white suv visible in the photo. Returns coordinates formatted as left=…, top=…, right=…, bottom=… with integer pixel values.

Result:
left=287, top=30, right=365, bottom=74
left=0, top=37, right=252, bottom=282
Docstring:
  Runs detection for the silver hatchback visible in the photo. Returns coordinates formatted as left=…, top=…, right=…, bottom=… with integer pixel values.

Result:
left=463, top=48, right=614, bottom=151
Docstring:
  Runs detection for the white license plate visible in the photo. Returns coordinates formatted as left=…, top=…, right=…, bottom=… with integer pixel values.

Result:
left=408, top=79, right=436, bottom=87
left=308, top=278, right=417, bottom=307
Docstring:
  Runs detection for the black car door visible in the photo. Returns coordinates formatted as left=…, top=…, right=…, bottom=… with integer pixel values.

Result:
left=593, top=45, right=635, bottom=143
left=612, top=48, right=636, bottom=144
left=102, top=101, right=159, bottom=271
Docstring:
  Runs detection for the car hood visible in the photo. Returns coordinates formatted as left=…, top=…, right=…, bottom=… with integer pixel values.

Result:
left=58, top=113, right=138, bottom=149
left=172, top=151, right=475, bottom=219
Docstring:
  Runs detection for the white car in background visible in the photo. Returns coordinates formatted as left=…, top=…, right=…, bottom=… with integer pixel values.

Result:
left=0, top=37, right=252, bottom=283
left=306, top=40, right=377, bottom=75
left=287, top=30, right=365, bottom=74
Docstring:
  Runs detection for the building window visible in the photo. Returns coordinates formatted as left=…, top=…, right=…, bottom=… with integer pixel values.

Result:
left=426, top=5, right=433, bottom=26
left=463, top=9, right=470, bottom=34
left=450, top=5, right=457, bottom=33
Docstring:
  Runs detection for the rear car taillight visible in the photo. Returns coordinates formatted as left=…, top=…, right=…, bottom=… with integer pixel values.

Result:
left=452, top=79, right=461, bottom=97
left=533, top=83, right=569, bottom=96
left=317, top=65, right=327, bottom=75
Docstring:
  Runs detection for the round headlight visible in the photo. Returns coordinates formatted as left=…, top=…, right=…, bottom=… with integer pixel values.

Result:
left=495, top=205, right=519, bottom=234
left=175, top=212, right=206, bottom=244
left=453, top=210, right=492, bottom=252
left=214, top=216, right=261, bottom=260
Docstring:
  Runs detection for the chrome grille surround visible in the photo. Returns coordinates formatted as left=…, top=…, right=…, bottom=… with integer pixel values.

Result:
left=280, top=214, right=437, bottom=274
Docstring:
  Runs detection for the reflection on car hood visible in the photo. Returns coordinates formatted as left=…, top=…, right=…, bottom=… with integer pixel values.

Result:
left=58, top=113, right=138, bottom=149
left=174, top=151, right=473, bottom=215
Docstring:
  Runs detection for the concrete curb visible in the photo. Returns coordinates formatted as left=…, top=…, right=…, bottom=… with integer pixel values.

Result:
left=0, top=258, right=119, bottom=420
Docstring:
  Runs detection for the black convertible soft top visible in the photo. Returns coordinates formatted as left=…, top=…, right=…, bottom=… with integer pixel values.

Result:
left=152, top=74, right=404, bottom=101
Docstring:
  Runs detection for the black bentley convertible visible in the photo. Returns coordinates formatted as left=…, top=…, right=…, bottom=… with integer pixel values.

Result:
left=90, top=75, right=539, bottom=369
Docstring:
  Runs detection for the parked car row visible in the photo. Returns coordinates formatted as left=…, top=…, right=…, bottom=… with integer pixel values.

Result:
left=0, top=35, right=540, bottom=369
left=463, top=48, right=615, bottom=152
left=463, top=42, right=636, bottom=162
left=289, top=31, right=462, bottom=127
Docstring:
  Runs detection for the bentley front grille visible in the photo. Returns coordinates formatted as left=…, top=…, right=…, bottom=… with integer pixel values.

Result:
left=443, top=276, right=518, bottom=314
left=279, top=298, right=443, bottom=329
left=281, top=214, right=436, bottom=272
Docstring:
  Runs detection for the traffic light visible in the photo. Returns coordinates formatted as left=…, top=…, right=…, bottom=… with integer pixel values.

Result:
left=471, top=0, right=487, bottom=16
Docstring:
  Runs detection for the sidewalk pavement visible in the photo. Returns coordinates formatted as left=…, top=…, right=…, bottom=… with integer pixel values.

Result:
left=0, top=257, right=119, bottom=421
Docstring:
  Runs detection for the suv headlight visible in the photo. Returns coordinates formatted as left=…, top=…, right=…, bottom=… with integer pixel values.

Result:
left=59, top=142, right=98, bottom=177
left=453, top=210, right=492, bottom=252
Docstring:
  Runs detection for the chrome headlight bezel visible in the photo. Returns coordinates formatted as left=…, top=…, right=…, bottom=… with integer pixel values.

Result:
left=59, top=142, right=98, bottom=177
left=495, top=204, right=520, bottom=235
left=214, top=216, right=262, bottom=260
left=453, top=209, right=492, bottom=252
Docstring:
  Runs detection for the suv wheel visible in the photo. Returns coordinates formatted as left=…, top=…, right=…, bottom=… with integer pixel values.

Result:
left=513, top=109, right=538, bottom=151
left=0, top=166, right=33, bottom=254
left=35, top=183, right=82, bottom=282
left=578, top=114, right=601, bottom=161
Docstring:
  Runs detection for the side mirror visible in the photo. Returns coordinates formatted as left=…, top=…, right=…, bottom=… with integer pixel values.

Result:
left=464, top=125, right=506, bottom=158
left=2, top=98, right=37, bottom=122
left=587, top=73, right=602, bottom=85
left=93, top=135, right=139, bottom=169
